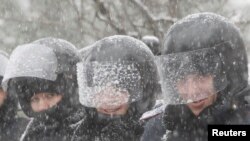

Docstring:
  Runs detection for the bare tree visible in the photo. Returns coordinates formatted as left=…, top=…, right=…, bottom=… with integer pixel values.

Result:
left=0, top=0, right=250, bottom=54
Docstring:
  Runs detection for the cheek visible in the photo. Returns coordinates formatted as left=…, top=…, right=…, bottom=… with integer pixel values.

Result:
left=205, top=95, right=217, bottom=106
left=0, top=94, right=4, bottom=100
left=115, top=104, right=129, bottom=115
left=31, top=102, right=41, bottom=112
left=50, top=96, right=62, bottom=105
left=0, top=92, right=7, bottom=106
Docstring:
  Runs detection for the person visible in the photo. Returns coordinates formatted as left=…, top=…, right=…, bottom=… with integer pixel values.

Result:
left=0, top=51, right=29, bottom=141
left=141, top=35, right=161, bottom=56
left=141, top=12, right=250, bottom=141
left=2, top=37, right=85, bottom=141
left=72, top=35, right=160, bottom=141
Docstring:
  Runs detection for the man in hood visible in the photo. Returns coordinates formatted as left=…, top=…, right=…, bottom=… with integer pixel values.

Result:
left=3, top=37, right=85, bottom=141
left=141, top=12, right=250, bottom=141
left=72, top=35, right=160, bottom=141
left=0, top=51, right=29, bottom=141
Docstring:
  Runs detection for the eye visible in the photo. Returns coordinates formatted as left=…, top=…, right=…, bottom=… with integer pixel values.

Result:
left=120, top=90, right=128, bottom=94
left=45, top=93, right=54, bottom=99
left=31, top=96, right=40, bottom=103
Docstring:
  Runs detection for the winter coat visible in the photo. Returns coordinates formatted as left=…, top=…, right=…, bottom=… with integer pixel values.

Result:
left=0, top=91, right=29, bottom=141
left=0, top=116, right=29, bottom=141
left=71, top=109, right=144, bottom=141
left=21, top=107, right=86, bottom=141
left=141, top=90, right=250, bottom=141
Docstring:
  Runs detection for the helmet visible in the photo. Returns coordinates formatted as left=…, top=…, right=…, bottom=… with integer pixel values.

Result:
left=158, top=12, right=248, bottom=105
left=0, top=51, right=8, bottom=81
left=0, top=51, right=17, bottom=124
left=3, top=37, right=81, bottom=118
left=142, top=35, right=160, bottom=55
left=77, top=35, right=159, bottom=119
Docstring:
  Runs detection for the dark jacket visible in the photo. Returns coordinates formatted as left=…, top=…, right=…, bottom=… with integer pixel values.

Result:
left=0, top=94, right=29, bottom=141
left=140, top=114, right=165, bottom=141
left=21, top=107, right=86, bottom=141
left=141, top=89, right=250, bottom=141
left=72, top=108, right=144, bottom=141
left=0, top=116, right=29, bottom=141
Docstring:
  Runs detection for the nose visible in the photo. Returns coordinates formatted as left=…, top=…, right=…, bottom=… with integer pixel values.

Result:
left=99, top=94, right=128, bottom=109
left=38, top=99, right=50, bottom=111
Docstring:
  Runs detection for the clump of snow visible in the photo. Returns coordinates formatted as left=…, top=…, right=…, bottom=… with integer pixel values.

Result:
left=142, top=35, right=159, bottom=43
left=140, top=100, right=166, bottom=120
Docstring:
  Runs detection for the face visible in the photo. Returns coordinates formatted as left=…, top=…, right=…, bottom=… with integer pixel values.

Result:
left=30, top=92, right=62, bottom=112
left=95, top=86, right=130, bottom=116
left=177, top=74, right=217, bottom=116
left=0, top=89, right=7, bottom=107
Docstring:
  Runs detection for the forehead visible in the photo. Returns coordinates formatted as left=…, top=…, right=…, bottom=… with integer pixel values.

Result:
left=179, top=74, right=212, bottom=82
left=177, top=74, right=214, bottom=89
left=95, top=86, right=130, bottom=96
left=32, top=92, right=57, bottom=98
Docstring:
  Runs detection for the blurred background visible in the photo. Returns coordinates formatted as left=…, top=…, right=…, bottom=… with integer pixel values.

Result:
left=0, top=0, right=250, bottom=58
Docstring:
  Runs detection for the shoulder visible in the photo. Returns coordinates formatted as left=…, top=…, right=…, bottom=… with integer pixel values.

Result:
left=15, top=117, right=31, bottom=128
left=228, top=104, right=250, bottom=124
left=71, top=117, right=93, bottom=141
left=140, top=115, right=166, bottom=141
left=140, top=100, right=166, bottom=121
left=140, top=113, right=166, bottom=141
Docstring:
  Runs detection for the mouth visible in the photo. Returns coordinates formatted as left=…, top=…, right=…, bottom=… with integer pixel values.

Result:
left=100, top=105, right=123, bottom=114
left=190, top=98, right=207, bottom=108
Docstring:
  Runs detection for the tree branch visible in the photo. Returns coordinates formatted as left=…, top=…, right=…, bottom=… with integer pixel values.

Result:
left=94, top=0, right=126, bottom=34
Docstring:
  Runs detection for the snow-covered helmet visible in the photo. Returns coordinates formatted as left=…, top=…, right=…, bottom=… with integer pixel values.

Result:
left=3, top=37, right=81, bottom=118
